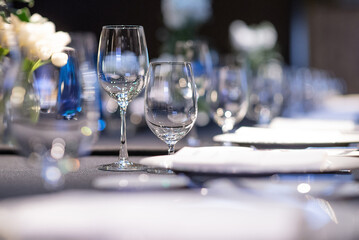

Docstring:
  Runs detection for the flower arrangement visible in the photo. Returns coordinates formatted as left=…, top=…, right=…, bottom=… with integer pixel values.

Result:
left=0, top=0, right=71, bottom=70
left=229, top=20, right=285, bottom=124
left=162, top=0, right=212, bottom=31
left=0, top=0, right=74, bottom=123
left=229, top=20, right=282, bottom=72
left=160, top=0, right=212, bottom=54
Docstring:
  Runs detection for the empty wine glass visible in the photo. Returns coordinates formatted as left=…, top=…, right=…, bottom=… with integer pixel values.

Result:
left=97, top=25, right=149, bottom=171
left=247, top=60, right=284, bottom=125
left=207, top=66, right=248, bottom=135
left=175, top=40, right=212, bottom=98
left=144, top=62, right=197, bottom=155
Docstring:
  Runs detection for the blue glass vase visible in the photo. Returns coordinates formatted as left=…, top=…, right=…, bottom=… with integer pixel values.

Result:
left=57, top=48, right=82, bottom=119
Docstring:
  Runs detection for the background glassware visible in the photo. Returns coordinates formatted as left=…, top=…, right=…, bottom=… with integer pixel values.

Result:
left=280, top=67, right=346, bottom=118
left=97, top=25, right=149, bottom=171
left=145, top=61, right=197, bottom=155
left=7, top=47, right=99, bottom=190
left=0, top=31, right=19, bottom=144
left=246, top=60, right=284, bottom=125
left=175, top=40, right=212, bottom=146
left=207, top=66, right=248, bottom=135
left=70, top=32, right=105, bottom=132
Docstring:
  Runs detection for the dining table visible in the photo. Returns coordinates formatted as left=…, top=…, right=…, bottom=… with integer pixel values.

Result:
left=1, top=95, right=359, bottom=240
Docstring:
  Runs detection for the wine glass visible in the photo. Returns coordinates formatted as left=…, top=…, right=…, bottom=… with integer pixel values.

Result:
left=246, top=60, right=284, bottom=125
left=7, top=47, right=99, bottom=189
left=97, top=25, right=149, bottom=171
left=207, top=66, right=248, bottom=136
left=144, top=62, right=197, bottom=155
left=175, top=40, right=212, bottom=98
left=175, top=40, right=212, bottom=146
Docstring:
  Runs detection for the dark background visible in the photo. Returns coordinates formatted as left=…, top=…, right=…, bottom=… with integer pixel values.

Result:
left=28, top=0, right=359, bottom=93
left=29, top=0, right=291, bottom=62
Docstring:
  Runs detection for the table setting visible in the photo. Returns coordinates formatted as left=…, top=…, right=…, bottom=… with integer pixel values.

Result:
left=0, top=1, right=359, bottom=240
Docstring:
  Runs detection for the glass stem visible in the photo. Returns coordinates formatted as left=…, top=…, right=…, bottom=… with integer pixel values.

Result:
left=119, top=108, right=129, bottom=163
left=168, top=144, right=175, bottom=155
left=221, top=129, right=232, bottom=146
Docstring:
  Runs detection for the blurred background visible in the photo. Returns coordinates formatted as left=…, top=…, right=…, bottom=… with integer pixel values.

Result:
left=0, top=0, right=355, bottom=186
left=7, top=0, right=352, bottom=139
left=28, top=0, right=359, bottom=93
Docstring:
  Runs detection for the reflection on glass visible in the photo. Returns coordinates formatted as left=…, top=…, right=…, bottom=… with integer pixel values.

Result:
left=305, top=195, right=338, bottom=227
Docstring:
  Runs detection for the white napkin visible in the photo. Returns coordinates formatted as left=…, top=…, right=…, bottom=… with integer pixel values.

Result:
left=140, top=146, right=359, bottom=174
left=322, top=94, right=359, bottom=115
left=269, top=117, right=357, bottom=132
left=296, top=94, right=359, bottom=121
left=213, top=127, right=359, bottom=145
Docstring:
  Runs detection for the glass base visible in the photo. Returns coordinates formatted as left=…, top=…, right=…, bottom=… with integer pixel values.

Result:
left=98, top=161, right=147, bottom=172
left=146, top=168, right=174, bottom=175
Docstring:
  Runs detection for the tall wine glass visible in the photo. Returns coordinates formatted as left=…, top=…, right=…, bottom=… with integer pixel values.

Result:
left=97, top=25, right=149, bottom=171
left=145, top=62, right=197, bottom=155
left=207, top=66, right=248, bottom=135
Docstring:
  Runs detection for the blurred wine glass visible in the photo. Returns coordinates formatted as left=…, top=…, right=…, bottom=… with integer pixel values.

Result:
left=144, top=61, right=197, bottom=155
left=247, top=60, right=284, bottom=125
left=281, top=67, right=346, bottom=118
left=70, top=32, right=105, bottom=132
left=175, top=40, right=212, bottom=146
left=0, top=30, right=19, bottom=144
left=97, top=25, right=149, bottom=171
left=207, top=66, right=248, bottom=136
left=7, top=47, right=99, bottom=189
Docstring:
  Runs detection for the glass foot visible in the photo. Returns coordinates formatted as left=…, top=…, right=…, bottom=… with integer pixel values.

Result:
left=98, top=161, right=147, bottom=172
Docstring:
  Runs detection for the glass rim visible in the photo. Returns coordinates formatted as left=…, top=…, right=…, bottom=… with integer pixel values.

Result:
left=102, top=25, right=143, bottom=29
left=150, top=61, right=191, bottom=66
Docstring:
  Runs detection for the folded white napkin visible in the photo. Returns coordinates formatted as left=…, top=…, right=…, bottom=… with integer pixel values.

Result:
left=140, top=146, right=359, bottom=174
left=213, top=127, right=359, bottom=145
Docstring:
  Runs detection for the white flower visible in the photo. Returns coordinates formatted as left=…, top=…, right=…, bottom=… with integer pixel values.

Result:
left=48, top=31, right=71, bottom=47
left=29, top=13, right=48, bottom=23
left=51, top=52, right=68, bottom=67
left=161, top=0, right=212, bottom=30
left=35, top=40, right=53, bottom=60
left=11, top=13, right=71, bottom=64
left=229, top=20, right=277, bottom=52
left=0, top=17, right=15, bottom=48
